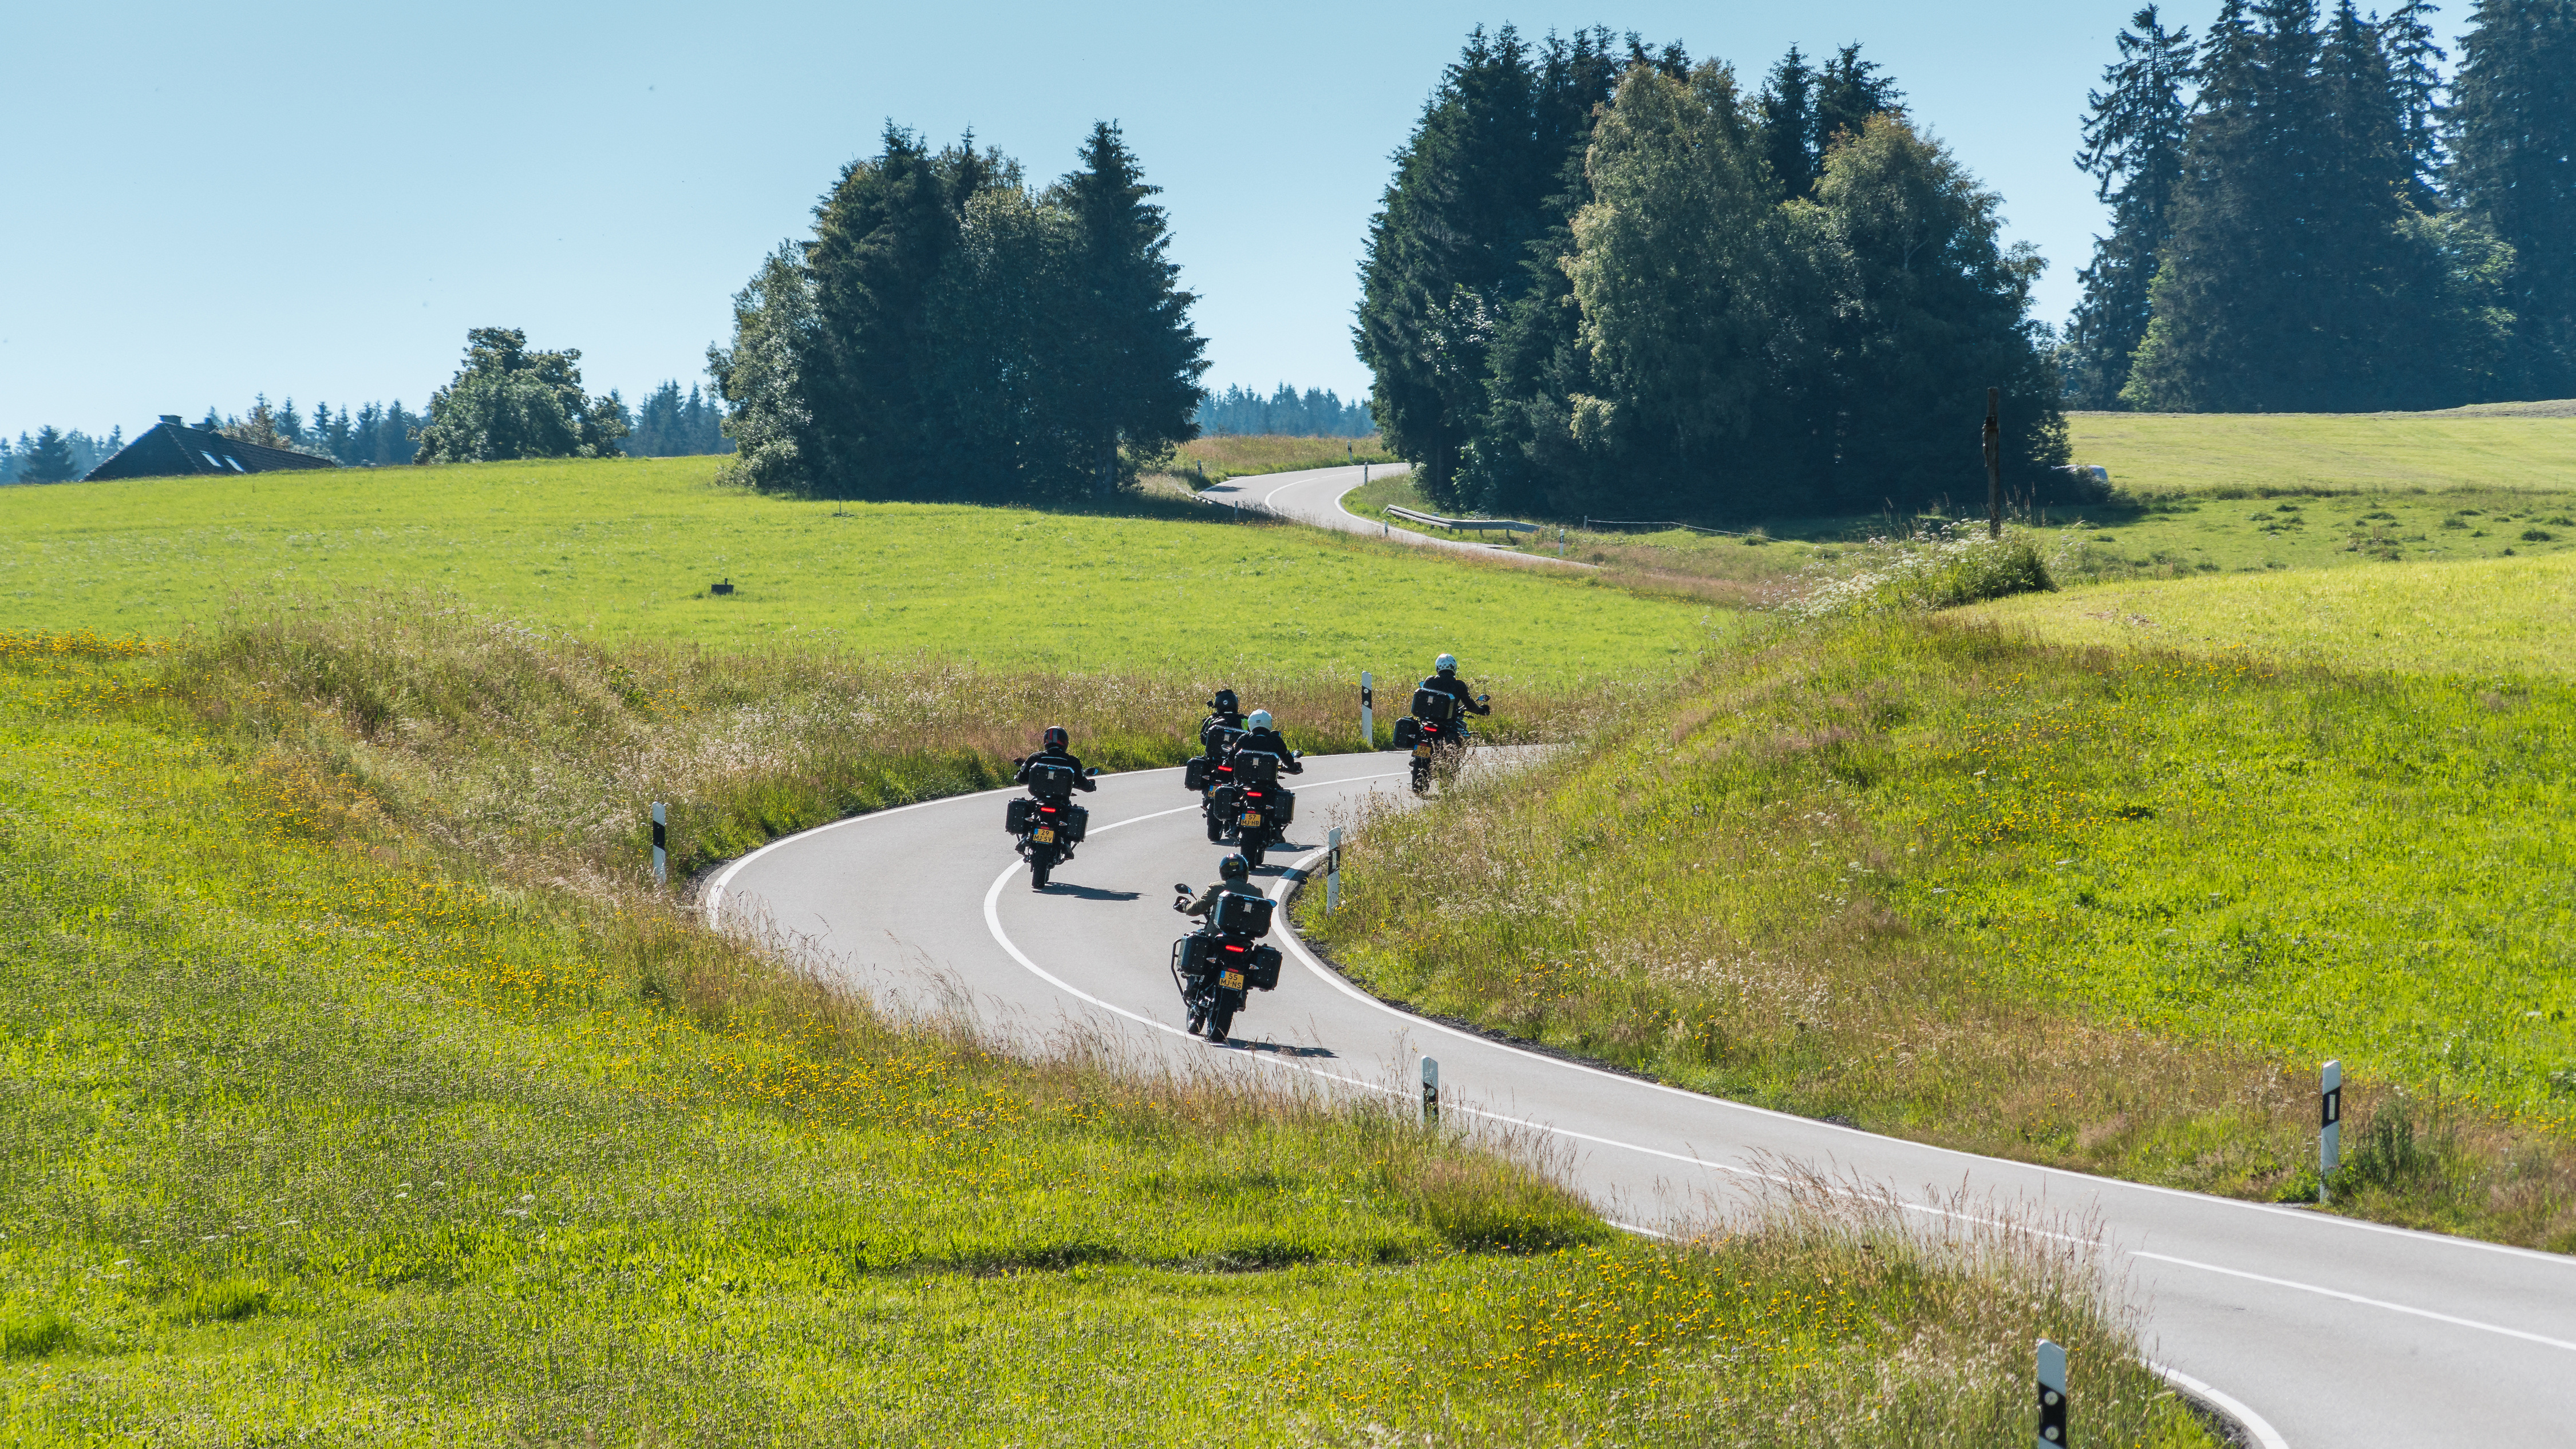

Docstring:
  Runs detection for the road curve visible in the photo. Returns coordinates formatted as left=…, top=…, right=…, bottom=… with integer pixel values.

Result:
left=708, top=754, right=2576, bottom=1448
left=1198, top=462, right=1586, bottom=568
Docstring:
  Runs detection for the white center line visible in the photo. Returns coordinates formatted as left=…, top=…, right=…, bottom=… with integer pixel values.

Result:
left=2134, top=1251, right=2576, bottom=1353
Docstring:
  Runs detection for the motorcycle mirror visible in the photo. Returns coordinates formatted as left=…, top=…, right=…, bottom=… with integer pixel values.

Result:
left=1291, top=750, right=1304, bottom=759
left=1084, top=767, right=1101, bottom=777
left=1174, top=883, right=1191, bottom=894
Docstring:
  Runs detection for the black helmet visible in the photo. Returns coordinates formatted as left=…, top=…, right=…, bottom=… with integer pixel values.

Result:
left=1218, top=853, right=1251, bottom=882
left=1211, top=688, right=1239, bottom=712
left=1042, top=724, right=1069, bottom=751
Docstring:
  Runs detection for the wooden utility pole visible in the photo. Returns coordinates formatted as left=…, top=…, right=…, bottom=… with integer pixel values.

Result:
left=1983, top=386, right=2002, bottom=539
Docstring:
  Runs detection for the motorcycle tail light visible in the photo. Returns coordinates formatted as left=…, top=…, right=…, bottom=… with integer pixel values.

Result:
left=1223, top=943, right=1245, bottom=953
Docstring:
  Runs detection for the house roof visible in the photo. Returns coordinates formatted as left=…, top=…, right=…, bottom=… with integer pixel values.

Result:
left=81, top=417, right=341, bottom=482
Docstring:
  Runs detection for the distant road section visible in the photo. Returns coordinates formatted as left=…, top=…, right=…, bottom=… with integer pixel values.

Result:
left=1198, top=462, right=1585, bottom=569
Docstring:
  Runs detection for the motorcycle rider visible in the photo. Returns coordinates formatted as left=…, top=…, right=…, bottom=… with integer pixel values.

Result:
left=1415, top=654, right=1492, bottom=725
left=1198, top=688, right=1245, bottom=754
left=1014, top=726, right=1099, bottom=794
left=1179, top=852, right=1266, bottom=917
left=1232, top=708, right=1302, bottom=773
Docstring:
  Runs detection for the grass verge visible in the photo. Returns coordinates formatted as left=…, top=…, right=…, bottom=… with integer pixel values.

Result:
left=0, top=629, right=2211, bottom=1444
left=1301, top=616, right=2576, bottom=1251
left=1172, top=433, right=1397, bottom=485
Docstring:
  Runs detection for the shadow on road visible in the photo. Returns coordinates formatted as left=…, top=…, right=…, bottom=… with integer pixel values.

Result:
left=1042, top=884, right=1142, bottom=902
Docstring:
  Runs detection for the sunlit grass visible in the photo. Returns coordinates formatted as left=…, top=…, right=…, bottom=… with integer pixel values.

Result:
left=2067, top=406, right=2576, bottom=497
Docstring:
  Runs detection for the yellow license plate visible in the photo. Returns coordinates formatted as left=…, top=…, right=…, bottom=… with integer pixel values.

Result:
left=1412, top=745, right=1432, bottom=758
left=1032, top=827, right=1055, bottom=842
left=1219, top=969, right=1245, bottom=990
left=1240, top=812, right=1262, bottom=826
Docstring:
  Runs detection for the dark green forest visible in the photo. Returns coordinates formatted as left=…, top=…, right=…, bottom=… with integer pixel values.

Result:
left=712, top=121, right=1205, bottom=500
left=1196, top=383, right=1374, bottom=437
left=2065, top=0, right=2576, bottom=411
left=1357, top=28, right=2069, bottom=520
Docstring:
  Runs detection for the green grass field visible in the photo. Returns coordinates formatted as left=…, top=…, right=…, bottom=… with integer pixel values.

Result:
left=1172, top=433, right=1396, bottom=484
left=0, top=633, right=2204, bottom=1446
left=0, top=455, right=1709, bottom=685
left=2067, top=404, right=2576, bottom=497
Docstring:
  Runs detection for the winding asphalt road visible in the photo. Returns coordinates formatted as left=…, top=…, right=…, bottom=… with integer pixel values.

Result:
left=1199, top=461, right=1586, bottom=568
left=708, top=755, right=2576, bottom=1448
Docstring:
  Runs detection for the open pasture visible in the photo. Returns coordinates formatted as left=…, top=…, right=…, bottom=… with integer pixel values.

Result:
left=0, top=454, right=1709, bottom=685
left=2066, top=403, right=2576, bottom=499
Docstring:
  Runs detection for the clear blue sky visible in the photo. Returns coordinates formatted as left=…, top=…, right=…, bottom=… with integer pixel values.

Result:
left=0, top=2, right=2466, bottom=440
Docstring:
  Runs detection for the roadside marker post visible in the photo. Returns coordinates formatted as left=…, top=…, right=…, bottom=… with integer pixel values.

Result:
left=651, top=802, right=667, bottom=888
left=1360, top=671, right=1374, bottom=747
left=1420, top=1056, right=1440, bottom=1128
left=1984, top=386, right=2004, bottom=540
left=2320, top=1059, right=2343, bottom=1202
left=1326, top=828, right=1343, bottom=913
left=2035, top=1339, right=2068, bottom=1446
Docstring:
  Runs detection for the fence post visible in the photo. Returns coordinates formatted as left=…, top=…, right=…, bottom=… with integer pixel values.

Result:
left=651, top=802, right=667, bottom=888
left=1984, top=386, right=2003, bottom=540
left=1360, top=671, right=1374, bottom=747
left=1326, top=827, right=1342, bottom=913
left=1420, top=1055, right=1440, bottom=1127
left=2035, top=1339, right=2068, bottom=1447
left=2320, top=1059, right=2343, bottom=1203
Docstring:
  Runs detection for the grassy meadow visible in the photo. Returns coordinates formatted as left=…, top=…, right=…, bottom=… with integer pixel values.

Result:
left=1172, top=432, right=1397, bottom=484
left=0, top=631, right=2210, bottom=1446
left=0, top=454, right=1710, bottom=684
left=2065, top=403, right=2576, bottom=498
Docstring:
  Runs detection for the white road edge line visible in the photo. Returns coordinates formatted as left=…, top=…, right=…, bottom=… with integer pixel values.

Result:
left=2146, top=1360, right=2292, bottom=1449
left=2134, top=1250, right=2576, bottom=1355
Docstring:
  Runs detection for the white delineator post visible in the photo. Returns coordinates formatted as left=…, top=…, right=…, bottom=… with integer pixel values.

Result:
left=2035, top=1339, right=2068, bottom=1447
left=1326, top=827, right=1343, bottom=913
left=1360, top=671, right=1374, bottom=747
left=651, top=802, right=667, bottom=887
left=2320, top=1058, right=2343, bottom=1202
left=1420, top=1055, right=1440, bottom=1127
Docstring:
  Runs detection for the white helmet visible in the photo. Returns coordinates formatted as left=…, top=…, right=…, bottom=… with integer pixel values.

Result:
left=1435, top=653, right=1457, bottom=674
left=1248, top=708, right=1273, bottom=730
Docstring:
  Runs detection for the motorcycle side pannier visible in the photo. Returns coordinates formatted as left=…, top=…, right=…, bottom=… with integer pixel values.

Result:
left=1184, top=757, right=1210, bottom=792
left=1270, top=787, right=1295, bottom=825
left=1005, top=797, right=1033, bottom=834
left=1060, top=803, right=1089, bottom=843
left=1392, top=716, right=1423, bottom=749
left=1247, top=943, right=1283, bottom=991
left=1211, top=893, right=1277, bottom=939
left=1411, top=686, right=1452, bottom=720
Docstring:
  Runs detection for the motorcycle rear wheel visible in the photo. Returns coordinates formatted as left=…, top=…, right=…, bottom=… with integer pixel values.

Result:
left=1205, top=1005, right=1233, bottom=1043
left=1030, top=856, right=1052, bottom=890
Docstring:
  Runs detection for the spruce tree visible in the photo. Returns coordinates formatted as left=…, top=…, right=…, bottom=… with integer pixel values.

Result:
left=2064, top=6, right=2195, bottom=409
left=1058, top=121, right=1207, bottom=495
left=1756, top=46, right=1818, bottom=196
left=2448, top=0, right=2576, bottom=398
left=22, top=426, right=77, bottom=483
left=1356, top=25, right=1575, bottom=506
left=799, top=125, right=969, bottom=496
left=2378, top=0, right=2448, bottom=205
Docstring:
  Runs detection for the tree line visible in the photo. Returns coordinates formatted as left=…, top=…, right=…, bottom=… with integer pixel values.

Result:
left=2064, top=0, right=2575, bottom=411
left=1357, top=27, right=2068, bottom=521
left=710, top=121, right=1204, bottom=500
left=3, top=427, right=123, bottom=483
left=1195, top=384, right=1374, bottom=437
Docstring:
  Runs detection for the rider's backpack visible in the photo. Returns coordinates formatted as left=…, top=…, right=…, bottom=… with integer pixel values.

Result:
left=1392, top=716, right=1422, bottom=749
left=1412, top=684, right=1453, bottom=721
left=1209, top=892, right=1276, bottom=939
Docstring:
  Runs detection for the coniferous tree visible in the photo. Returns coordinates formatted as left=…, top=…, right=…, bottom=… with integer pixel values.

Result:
left=797, top=126, right=974, bottom=496
left=2448, top=0, right=2576, bottom=398
left=1756, top=47, right=1818, bottom=195
left=1357, top=25, right=1589, bottom=507
left=413, top=328, right=629, bottom=462
left=1057, top=121, right=1207, bottom=494
left=2063, top=6, right=2195, bottom=409
left=22, top=426, right=77, bottom=483
left=2378, top=0, right=2448, bottom=204
left=710, top=243, right=816, bottom=491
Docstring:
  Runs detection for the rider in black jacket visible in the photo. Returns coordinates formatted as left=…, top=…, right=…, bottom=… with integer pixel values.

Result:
left=1416, top=654, right=1491, bottom=723
left=1198, top=689, right=1244, bottom=754
left=1014, top=726, right=1099, bottom=794
left=1233, top=708, right=1301, bottom=773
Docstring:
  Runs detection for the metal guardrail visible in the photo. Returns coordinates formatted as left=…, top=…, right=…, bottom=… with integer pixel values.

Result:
left=1581, top=516, right=1753, bottom=537
left=1384, top=505, right=1538, bottom=535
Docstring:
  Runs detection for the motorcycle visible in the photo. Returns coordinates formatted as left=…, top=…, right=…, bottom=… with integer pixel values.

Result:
left=1005, top=762, right=1100, bottom=889
left=1184, top=723, right=1249, bottom=843
left=1224, top=748, right=1299, bottom=869
left=1170, top=886, right=1283, bottom=1043
left=1393, top=691, right=1487, bottom=793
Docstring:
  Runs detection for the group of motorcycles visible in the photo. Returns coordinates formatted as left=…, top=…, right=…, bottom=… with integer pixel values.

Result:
left=999, top=664, right=1490, bottom=1044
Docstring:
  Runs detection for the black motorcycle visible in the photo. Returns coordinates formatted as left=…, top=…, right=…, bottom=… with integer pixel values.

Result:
left=1224, top=749, right=1298, bottom=869
left=1170, top=888, right=1283, bottom=1043
left=1393, top=691, right=1486, bottom=793
left=1005, top=762, right=1099, bottom=889
left=1184, top=724, right=1249, bottom=843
